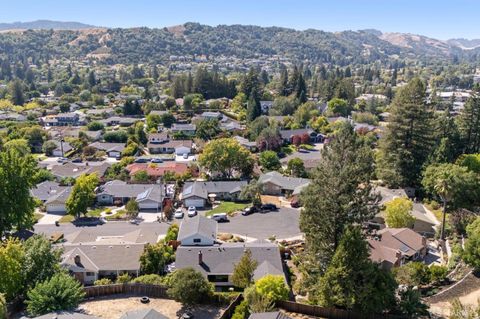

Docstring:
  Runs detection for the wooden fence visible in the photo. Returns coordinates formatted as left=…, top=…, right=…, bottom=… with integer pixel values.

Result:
left=83, top=283, right=168, bottom=299
left=218, top=294, right=243, bottom=319
left=276, top=301, right=405, bottom=319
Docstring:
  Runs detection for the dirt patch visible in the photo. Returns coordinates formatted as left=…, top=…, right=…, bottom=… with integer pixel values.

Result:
left=79, top=295, right=224, bottom=319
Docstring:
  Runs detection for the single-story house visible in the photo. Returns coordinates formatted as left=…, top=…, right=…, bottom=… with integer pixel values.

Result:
left=181, top=180, right=248, bottom=208
left=171, top=123, right=196, bottom=136
left=31, top=181, right=69, bottom=202
left=148, top=140, right=192, bottom=155
left=44, top=186, right=72, bottom=214
left=279, top=129, right=322, bottom=143
left=260, top=101, right=274, bottom=114
left=377, top=228, right=428, bottom=262
left=233, top=136, right=257, bottom=152
left=100, top=116, right=140, bottom=127
left=34, top=312, right=99, bottom=319
left=96, top=180, right=163, bottom=210
left=50, top=140, right=73, bottom=157
left=62, top=243, right=145, bottom=285
left=368, top=238, right=402, bottom=270
left=175, top=241, right=285, bottom=290
left=258, top=171, right=310, bottom=196
left=177, top=215, right=218, bottom=246
left=200, top=111, right=222, bottom=120
left=50, top=162, right=111, bottom=180
left=89, top=142, right=126, bottom=158
left=86, top=108, right=115, bottom=117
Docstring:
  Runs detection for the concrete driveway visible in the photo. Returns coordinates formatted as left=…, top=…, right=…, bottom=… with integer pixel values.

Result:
left=36, top=212, right=63, bottom=225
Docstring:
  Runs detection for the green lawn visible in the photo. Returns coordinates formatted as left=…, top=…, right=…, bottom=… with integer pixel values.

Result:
left=206, top=202, right=250, bottom=216
left=33, top=213, right=44, bottom=223
left=59, top=214, right=75, bottom=223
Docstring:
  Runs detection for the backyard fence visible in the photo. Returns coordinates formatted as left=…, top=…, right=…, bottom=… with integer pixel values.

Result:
left=83, top=283, right=168, bottom=299
left=218, top=294, right=243, bottom=319
left=276, top=301, right=405, bottom=319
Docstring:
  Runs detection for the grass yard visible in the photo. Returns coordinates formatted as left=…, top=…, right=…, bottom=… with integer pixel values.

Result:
left=58, top=214, right=75, bottom=223
left=33, top=213, right=44, bottom=223
left=206, top=201, right=250, bottom=216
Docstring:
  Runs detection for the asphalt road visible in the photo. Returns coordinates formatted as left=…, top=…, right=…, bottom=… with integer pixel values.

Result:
left=34, top=207, right=302, bottom=242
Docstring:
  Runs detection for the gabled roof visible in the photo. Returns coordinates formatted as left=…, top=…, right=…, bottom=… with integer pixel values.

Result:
left=34, top=312, right=99, bottom=319
left=98, top=180, right=162, bottom=201
left=62, top=243, right=145, bottom=272
left=31, top=181, right=68, bottom=201
left=279, top=128, right=314, bottom=140
left=181, top=180, right=248, bottom=200
left=377, top=228, right=425, bottom=257
left=89, top=142, right=126, bottom=153
left=45, top=187, right=72, bottom=205
left=50, top=162, right=111, bottom=179
left=368, top=239, right=400, bottom=266
left=258, top=171, right=310, bottom=191
left=120, top=308, right=168, bottom=319
left=177, top=215, right=217, bottom=243
left=175, top=241, right=285, bottom=279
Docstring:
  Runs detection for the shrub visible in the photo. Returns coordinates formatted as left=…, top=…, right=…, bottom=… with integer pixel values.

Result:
left=116, top=273, right=131, bottom=284
left=254, top=275, right=289, bottom=302
left=231, top=300, right=250, bottom=319
left=94, top=278, right=112, bottom=286
left=428, top=265, right=448, bottom=284
left=132, top=274, right=164, bottom=285
left=26, top=272, right=85, bottom=316
left=167, top=268, right=213, bottom=305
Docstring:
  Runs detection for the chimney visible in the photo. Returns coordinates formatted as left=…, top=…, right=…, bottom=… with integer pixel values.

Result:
left=198, top=251, right=203, bottom=265
left=74, top=254, right=81, bottom=265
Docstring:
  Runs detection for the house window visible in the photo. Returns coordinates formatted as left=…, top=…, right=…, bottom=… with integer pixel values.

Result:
left=193, top=238, right=201, bottom=243
left=86, top=272, right=95, bottom=276
left=208, top=275, right=229, bottom=282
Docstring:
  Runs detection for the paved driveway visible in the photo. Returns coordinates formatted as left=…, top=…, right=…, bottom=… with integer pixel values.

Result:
left=36, top=213, right=63, bottom=225
left=216, top=207, right=301, bottom=240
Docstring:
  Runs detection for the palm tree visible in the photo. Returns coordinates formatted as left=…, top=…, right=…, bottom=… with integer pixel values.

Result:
left=434, top=172, right=455, bottom=241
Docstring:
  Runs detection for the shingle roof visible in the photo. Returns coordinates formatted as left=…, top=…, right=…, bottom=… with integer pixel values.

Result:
left=98, top=180, right=162, bottom=201
left=248, top=312, right=292, bottom=319
left=258, top=171, right=310, bottom=191
left=368, top=239, right=400, bottom=265
left=50, top=162, right=111, bottom=179
left=377, top=228, right=425, bottom=257
left=279, top=128, right=314, bottom=140
left=89, top=142, right=126, bottom=153
left=177, top=215, right=217, bottom=243
left=31, top=181, right=68, bottom=201
left=120, top=308, right=168, bottom=319
left=175, top=241, right=285, bottom=279
left=45, top=187, right=72, bottom=205
left=62, top=243, right=145, bottom=272
left=181, top=181, right=248, bottom=200
left=34, top=312, right=99, bottom=319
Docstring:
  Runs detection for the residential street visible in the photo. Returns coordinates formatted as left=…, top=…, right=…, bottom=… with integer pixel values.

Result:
left=34, top=206, right=302, bottom=242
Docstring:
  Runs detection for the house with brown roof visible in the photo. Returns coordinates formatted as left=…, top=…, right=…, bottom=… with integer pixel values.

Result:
left=50, top=162, right=111, bottom=180
left=368, top=238, right=402, bottom=270
left=371, top=228, right=427, bottom=266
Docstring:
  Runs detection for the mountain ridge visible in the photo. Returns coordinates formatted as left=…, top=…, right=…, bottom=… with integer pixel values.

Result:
left=0, top=19, right=97, bottom=31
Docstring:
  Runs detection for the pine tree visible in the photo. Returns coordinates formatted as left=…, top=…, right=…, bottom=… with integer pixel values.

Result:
left=310, top=227, right=397, bottom=314
left=279, top=66, right=289, bottom=96
left=300, top=123, right=380, bottom=270
left=8, top=80, right=25, bottom=106
left=457, top=90, right=480, bottom=153
left=377, top=78, right=434, bottom=187
left=246, top=89, right=261, bottom=122
left=231, top=249, right=258, bottom=289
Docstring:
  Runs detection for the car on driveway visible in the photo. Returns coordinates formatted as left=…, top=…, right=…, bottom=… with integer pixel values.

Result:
left=260, top=203, right=278, bottom=212
left=134, top=158, right=149, bottom=163
left=209, top=213, right=228, bottom=222
left=57, top=157, right=69, bottom=163
left=187, top=206, right=197, bottom=217
left=241, top=206, right=257, bottom=216
left=174, top=209, right=184, bottom=219
left=151, top=158, right=163, bottom=163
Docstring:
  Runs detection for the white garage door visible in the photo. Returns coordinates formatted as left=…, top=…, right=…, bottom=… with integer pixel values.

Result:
left=185, top=198, right=205, bottom=208
left=139, top=201, right=160, bottom=210
left=47, top=204, right=66, bottom=214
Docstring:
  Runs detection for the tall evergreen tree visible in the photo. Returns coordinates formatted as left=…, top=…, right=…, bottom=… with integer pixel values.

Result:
left=457, top=90, right=480, bottom=154
left=246, top=89, right=261, bottom=122
left=309, top=226, right=397, bottom=314
left=279, top=66, right=289, bottom=96
left=8, top=79, right=25, bottom=106
left=300, top=123, right=380, bottom=270
left=376, top=78, right=434, bottom=187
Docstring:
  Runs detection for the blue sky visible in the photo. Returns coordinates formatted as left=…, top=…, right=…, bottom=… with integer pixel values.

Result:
left=1, top=0, right=478, bottom=40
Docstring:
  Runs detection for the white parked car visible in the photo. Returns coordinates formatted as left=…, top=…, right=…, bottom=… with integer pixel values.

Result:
left=182, top=153, right=189, bottom=159
left=57, top=157, right=69, bottom=163
left=174, top=209, right=184, bottom=219
left=187, top=206, right=197, bottom=217
left=209, top=213, right=228, bottom=222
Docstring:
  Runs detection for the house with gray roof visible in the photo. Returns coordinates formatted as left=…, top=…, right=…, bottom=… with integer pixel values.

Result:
left=34, top=312, right=99, bottom=319
left=171, top=123, right=196, bottom=136
left=100, top=116, right=140, bottom=127
left=249, top=312, right=292, bottom=319
left=50, top=162, right=111, bottom=180
left=200, top=111, right=223, bottom=120
left=62, top=243, right=145, bottom=284
left=120, top=309, right=168, bottom=319
left=96, top=180, right=163, bottom=211
left=258, top=171, right=310, bottom=196
left=279, top=128, right=322, bottom=143
left=89, top=142, right=126, bottom=158
left=177, top=215, right=218, bottom=246
left=175, top=241, right=285, bottom=290
left=31, top=181, right=72, bottom=214
left=233, top=136, right=257, bottom=152
left=49, top=139, right=73, bottom=157
left=181, top=180, right=248, bottom=208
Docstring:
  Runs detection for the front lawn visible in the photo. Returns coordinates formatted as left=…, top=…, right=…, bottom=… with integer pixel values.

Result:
left=206, top=202, right=250, bottom=216
left=33, top=213, right=44, bottom=223
left=59, top=214, right=75, bottom=223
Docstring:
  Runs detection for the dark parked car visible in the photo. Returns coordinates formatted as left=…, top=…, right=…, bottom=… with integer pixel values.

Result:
left=241, top=206, right=258, bottom=216
left=71, top=158, right=82, bottom=163
left=134, top=158, right=149, bottom=163
left=260, top=203, right=278, bottom=212
left=290, top=199, right=301, bottom=208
